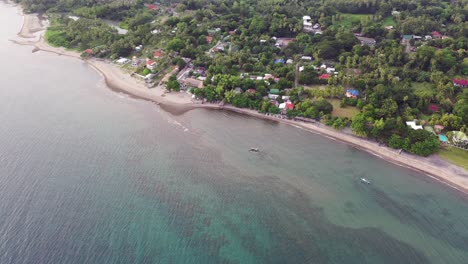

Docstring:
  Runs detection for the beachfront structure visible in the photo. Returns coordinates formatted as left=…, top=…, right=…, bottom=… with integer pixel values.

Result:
left=406, top=121, right=423, bottom=130
left=279, top=102, right=294, bottom=112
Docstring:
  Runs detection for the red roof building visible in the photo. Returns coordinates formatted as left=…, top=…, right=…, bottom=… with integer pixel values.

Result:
left=153, top=50, right=163, bottom=58
left=428, top=104, right=439, bottom=112
left=453, top=79, right=468, bottom=87
left=319, top=74, right=331, bottom=80
left=84, top=49, right=93, bottom=55
left=246, top=88, right=256, bottom=94
left=285, top=102, right=294, bottom=110
left=432, top=31, right=442, bottom=39
left=206, top=36, right=213, bottom=44
left=148, top=4, right=158, bottom=10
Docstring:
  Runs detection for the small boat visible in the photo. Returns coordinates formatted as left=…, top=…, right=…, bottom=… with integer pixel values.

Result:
left=249, top=148, right=260, bottom=152
left=360, top=178, right=371, bottom=184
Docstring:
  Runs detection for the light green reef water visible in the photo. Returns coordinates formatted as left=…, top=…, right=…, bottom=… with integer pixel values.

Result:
left=0, top=3, right=467, bottom=263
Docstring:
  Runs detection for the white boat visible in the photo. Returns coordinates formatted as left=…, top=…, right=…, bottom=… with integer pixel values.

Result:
left=360, top=178, right=371, bottom=184
left=249, top=148, right=260, bottom=152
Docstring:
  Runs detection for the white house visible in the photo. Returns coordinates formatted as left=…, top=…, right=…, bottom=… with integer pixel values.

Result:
left=146, top=59, right=156, bottom=70
left=303, top=16, right=313, bottom=31
left=116, top=57, right=130, bottom=64
left=268, top=94, right=279, bottom=100
left=301, top=56, right=312, bottom=61
left=406, top=121, right=423, bottom=130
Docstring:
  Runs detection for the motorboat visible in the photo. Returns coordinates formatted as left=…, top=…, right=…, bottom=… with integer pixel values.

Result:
left=249, top=148, right=260, bottom=152
left=360, top=178, right=371, bottom=184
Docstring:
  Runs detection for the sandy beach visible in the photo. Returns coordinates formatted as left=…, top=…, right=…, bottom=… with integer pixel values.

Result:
left=11, top=11, right=468, bottom=195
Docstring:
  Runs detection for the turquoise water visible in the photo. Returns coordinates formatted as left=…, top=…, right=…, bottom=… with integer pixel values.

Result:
left=1, top=3, right=468, bottom=263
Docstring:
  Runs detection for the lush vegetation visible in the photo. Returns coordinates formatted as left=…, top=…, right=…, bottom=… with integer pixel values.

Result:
left=17, top=0, right=468, bottom=157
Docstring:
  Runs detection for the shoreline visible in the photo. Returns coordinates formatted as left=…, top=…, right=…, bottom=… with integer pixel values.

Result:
left=11, top=11, right=468, bottom=195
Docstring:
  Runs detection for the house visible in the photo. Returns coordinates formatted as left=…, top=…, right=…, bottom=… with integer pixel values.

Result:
left=384, top=26, right=394, bottom=30
left=182, top=78, right=204, bottom=89
left=260, top=39, right=267, bottom=43
left=279, top=101, right=294, bottom=111
left=356, top=36, right=376, bottom=46
left=282, top=96, right=290, bottom=100
left=406, top=121, right=423, bottom=130
left=453, top=79, right=468, bottom=87
left=206, top=36, right=213, bottom=44
left=319, top=74, right=331, bottom=80
left=425, top=35, right=432, bottom=40
left=264, top=74, right=276, bottom=80
left=246, top=89, right=256, bottom=94
left=286, top=59, right=294, bottom=64
left=269, top=89, right=280, bottom=94
left=276, top=38, right=294, bottom=48
left=301, top=56, right=312, bottom=61
left=268, top=94, right=279, bottom=100
left=274, top=58, right=285, bottom=64
left=432, top=31, right=442, bottom=39
left=313, top=23, right=320, bottom=29
left=345, top=89, right=359, bottom=98
left=153, top=50, right=163, bottom=59
left=147, top=4, right=158, bottom=10
left=451, top=131, right=468, bottom=146
left=116, top=57, right=129, bottom=64
left=428, top=104, right=439, bottom=112
left=233, top=87, right=243, bottom=94
left=303, top=16, right=313, bottom=31
left=131, top=56, right=142, bottom=67
left=135, top=45, right=143, bottom=51
left=391, top=10, right=401, bottom=16
left=434, top=125, right=444, bottom=133
left=325, top=67, right=335, bottom=74
left=401, top=35, right=413, bottom=44
left=146, top=59, right=156, bottom=70
left=270, top=100, right=279, bottom=107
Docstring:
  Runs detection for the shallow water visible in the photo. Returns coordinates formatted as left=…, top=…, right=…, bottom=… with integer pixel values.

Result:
left=0, top=3, right=468, bottom=263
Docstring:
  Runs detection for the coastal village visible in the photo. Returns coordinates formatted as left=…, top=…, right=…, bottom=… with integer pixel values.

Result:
left=20, top=0, right=468, bottom=165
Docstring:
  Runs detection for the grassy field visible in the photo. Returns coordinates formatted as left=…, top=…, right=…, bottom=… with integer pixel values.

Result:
left=438, top=146, right=468, bottom=170
left=334, top=13, right=372, bottom=28
left=382, top=16, right=396, bottom=27
left=328, top=99, right=360, bottom=118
